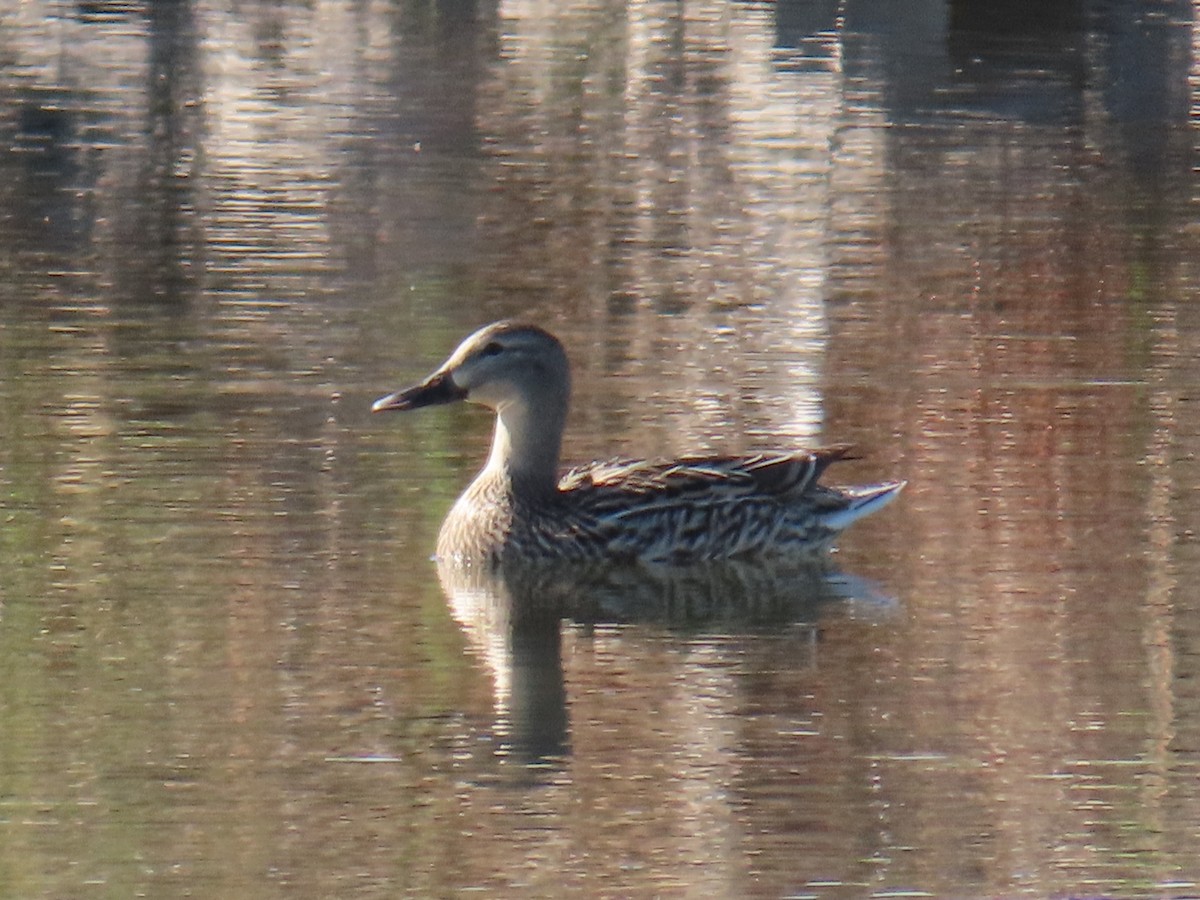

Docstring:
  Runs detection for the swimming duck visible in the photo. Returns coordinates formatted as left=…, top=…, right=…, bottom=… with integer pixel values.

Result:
left=373, top=320, right=904, bottom=564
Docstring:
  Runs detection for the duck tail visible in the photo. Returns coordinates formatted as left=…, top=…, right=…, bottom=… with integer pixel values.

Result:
left=820, top=481, right=906, bottom=532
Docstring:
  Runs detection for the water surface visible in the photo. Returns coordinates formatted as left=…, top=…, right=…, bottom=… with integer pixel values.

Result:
left=2, top=1, right=1199, bottom=897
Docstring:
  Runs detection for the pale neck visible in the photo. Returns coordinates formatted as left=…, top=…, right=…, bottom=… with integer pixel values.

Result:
left=482, top=399, right=565, bottom=498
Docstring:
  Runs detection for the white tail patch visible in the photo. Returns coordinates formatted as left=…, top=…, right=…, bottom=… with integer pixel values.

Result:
left=819, top=481, right=906, bottom=532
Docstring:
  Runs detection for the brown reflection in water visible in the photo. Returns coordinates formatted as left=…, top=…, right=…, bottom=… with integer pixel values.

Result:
left=820, top=21, right=1200, bottom=894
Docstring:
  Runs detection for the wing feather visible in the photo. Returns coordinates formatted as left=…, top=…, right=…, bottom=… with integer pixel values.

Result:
left=555, top=446, right=861, bottom=561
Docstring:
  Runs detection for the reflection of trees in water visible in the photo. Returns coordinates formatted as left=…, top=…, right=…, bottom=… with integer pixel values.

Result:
left=476, top=1, right=836, bottom=454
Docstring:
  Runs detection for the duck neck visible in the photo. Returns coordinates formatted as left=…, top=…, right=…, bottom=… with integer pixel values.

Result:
left=483, top=399, right=564, bottom=500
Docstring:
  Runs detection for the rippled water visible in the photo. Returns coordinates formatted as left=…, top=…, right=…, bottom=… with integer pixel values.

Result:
left=2, top=1, right=1199, bottom=897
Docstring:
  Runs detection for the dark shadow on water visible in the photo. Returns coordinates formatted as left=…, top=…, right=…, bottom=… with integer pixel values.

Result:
left=437, top=556, right=898, bottom=767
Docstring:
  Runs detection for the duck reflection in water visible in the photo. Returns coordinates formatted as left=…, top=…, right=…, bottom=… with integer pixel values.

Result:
left=372, top=320, right=904, bottom=565
left=436, top=556, right=897, bottom=765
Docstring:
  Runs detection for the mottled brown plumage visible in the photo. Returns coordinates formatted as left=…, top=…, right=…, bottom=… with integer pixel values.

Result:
left=373, top=321, right=904, bottom=564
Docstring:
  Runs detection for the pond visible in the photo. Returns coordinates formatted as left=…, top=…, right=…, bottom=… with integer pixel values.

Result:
left=2, top=1, right=1199, bottom=897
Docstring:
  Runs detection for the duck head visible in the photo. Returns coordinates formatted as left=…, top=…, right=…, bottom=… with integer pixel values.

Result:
left=372, top=320, right=572, bottom=492
left=371, top=320, right=570, bottom=415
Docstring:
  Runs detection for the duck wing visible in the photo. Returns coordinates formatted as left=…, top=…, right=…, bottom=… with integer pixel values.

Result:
left=560, top=445, right=856, bottom=500
left=556, top=446, right=860, bottom=561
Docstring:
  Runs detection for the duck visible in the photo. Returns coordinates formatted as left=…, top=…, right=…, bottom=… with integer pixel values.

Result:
left=372, top=320, right=904, bottom=565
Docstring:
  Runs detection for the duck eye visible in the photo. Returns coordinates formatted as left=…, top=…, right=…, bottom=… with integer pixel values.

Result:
left=480, top=341, right=504, bottom=357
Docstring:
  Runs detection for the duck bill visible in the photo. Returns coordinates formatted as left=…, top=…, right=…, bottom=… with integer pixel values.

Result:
left=372, top=371, right=466, bottom=412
